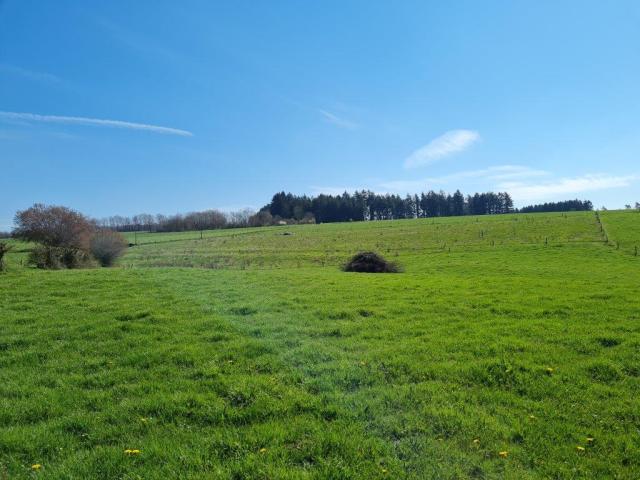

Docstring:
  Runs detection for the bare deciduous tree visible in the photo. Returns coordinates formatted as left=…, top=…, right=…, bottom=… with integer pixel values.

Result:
left=227, top=209, right=254, bottom=228
left=249, top=210, right=274, bottom=227
left=13, top=204, right=95, bottom=269
left=14, top=204, right=94, bottom=250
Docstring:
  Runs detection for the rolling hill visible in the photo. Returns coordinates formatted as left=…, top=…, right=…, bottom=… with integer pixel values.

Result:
left=1, top=210, right=638, bottom=478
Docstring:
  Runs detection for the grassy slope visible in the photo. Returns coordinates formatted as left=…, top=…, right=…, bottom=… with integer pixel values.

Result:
left=601, top=209, right=640, bottom=256
left=1, top=211, right=639, bottom=479
left=121, top=212, right=603, bottom=269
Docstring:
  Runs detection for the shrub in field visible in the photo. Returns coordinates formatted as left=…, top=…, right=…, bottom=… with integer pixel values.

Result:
left=90, top=230, right=128, bottom=266
left=343, top=251, right=400, bottom=273
left=14, top=204, right=96, bottom=269
left=28, top=245, right=93, bottom=269
left=0, top=241, right=11, bottom=271
left=28, top=245, right=61, bottom=269
left=13, top=204, right=94, bottom=250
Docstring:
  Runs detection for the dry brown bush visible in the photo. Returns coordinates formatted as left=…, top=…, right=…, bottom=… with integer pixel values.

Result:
left=90, top=230, right=128, bottom=267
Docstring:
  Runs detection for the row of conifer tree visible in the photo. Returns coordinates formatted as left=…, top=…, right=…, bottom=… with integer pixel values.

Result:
left=261, top=190, right=593, bottom=223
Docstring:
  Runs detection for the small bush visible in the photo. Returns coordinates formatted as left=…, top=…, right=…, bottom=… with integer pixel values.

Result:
left=90, top=230, right=128, bottom=267
left=28, top=246, right=93, bottom=269
left=28, top=245, right=60, bottom=269
left=0, top=242, right=12, bottom=271
left=343, top=251, right=400, bottom=273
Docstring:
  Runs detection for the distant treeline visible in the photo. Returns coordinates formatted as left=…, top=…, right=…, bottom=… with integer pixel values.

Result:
left=95, top=192, right=595, bottom=233
left=96, top=209, right=255, bottom=232
left=519, top=199, right=593, bottom=213
left=262, top=190, right=515, bottom=223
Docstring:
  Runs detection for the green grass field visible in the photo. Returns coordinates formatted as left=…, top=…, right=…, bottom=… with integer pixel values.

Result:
left=1, top=211, right=639, bottom=479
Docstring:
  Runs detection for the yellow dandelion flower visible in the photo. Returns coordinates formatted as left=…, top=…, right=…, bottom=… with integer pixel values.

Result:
left=576, top=446, right=585, bottom=452
left=31, top=464, right=42, bottom=470
left=586, top=437, right=594, bottom=443
left=546, top=367, right=554, bottom=374
left=124, top=449, right=141, bottom=455
left=472, top=438, right=480, bottom=445
left=259, top=448, right=267, bottom=454
left=498, top=451, right=508, bottom=458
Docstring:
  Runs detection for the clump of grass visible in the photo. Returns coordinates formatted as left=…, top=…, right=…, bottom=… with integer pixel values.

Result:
left=230, top=306, right=258, bottom=316
left=596, top=337, right=621, bottom=348
left=343, top=251, right=400, bottom=273
left=587, top=361, right=622, bottom=383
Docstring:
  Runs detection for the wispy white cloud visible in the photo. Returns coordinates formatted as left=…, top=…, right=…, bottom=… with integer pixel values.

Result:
left=379, top=169, right=637, bottom=202
left=404, top=129, right=480, bottom=169
left=311, top=167, right=637, bottom=207
left=380, top=165, right=548, bottom=192
left=498, top=174, right=638, bottom=202
left=311, top=165, right=547, bottom=196
left=0, top=111, right=193, bottom=137
left=0, top=63, right=61, bottom=83
left=318, top=109, right=359, bottom=130
left=483, top=165, right=549, bottom=181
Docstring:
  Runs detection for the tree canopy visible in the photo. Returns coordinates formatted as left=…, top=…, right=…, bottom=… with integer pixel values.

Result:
left=519, top=199, right=593, bottom=213
left=262, top=190, right=516, bottom=223
left=13, top=204, right=94, bottom=250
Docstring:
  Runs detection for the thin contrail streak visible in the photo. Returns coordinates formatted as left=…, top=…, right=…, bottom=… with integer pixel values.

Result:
left=0, top=111, right=193, bottom=137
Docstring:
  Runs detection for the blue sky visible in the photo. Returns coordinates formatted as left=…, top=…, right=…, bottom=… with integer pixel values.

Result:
left=1, top=0, right=639, bottom=228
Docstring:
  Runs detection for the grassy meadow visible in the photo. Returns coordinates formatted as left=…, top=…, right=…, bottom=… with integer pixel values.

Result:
left=1, top=210, right=639, bottom=479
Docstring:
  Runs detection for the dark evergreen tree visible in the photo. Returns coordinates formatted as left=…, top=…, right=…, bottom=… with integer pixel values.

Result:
left=258, top=191, right=592, bottom=224
left=452, top=190, right=465, bottom=216
left=519, top=199, right=593, bottom=213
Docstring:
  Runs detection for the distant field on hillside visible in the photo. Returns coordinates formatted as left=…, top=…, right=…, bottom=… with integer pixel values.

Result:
left=117, top=211, right=609, bottom=270
left=1, top=211, right=639, bottom=479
